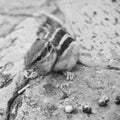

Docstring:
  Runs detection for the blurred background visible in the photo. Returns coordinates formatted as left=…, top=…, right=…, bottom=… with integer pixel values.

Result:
left=0, top=0, right=54, bottom=37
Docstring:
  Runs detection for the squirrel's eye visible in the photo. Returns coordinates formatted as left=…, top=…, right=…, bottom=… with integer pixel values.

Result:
left=36, top=38, right=40, bottom=41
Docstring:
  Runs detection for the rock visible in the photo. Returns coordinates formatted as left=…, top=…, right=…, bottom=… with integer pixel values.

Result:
left=98, top=95, right=109, bottom=106
left=115, top=94, right=120, bottom=104
left=82, top=104, right=92, bottom=114
left=64, top=105, right=74, bottom=113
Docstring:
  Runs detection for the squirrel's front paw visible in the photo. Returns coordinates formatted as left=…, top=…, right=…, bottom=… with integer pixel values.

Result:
left=64, top=71, right=75, bottom=81
left=23, top=69, right=38, bottom=79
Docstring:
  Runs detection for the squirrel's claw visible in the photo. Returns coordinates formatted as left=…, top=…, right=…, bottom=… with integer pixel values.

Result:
left=64, top=71, right=75, bottom=81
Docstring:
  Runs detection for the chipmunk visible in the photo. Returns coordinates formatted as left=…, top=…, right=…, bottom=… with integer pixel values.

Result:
left=24, top=13, right=81, bottom=80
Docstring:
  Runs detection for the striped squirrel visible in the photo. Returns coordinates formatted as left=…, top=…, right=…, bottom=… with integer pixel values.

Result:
left=24, top=13, right=81, bottom=80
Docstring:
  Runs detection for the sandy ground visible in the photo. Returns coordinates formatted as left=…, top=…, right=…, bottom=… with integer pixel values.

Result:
left=0, top=0, right=120, bottom=120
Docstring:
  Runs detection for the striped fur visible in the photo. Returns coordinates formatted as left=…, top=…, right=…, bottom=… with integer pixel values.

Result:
left=30, top=25, right=74, bottom=67
left=57, top=36, right=74, bottom=56
left=50, top=28, right=66, bottom=46
left=25, top=14, right=75, bottom=75
left=40, top=27, right=74, bottom=59
left=49, top=28, right=74, bottom=55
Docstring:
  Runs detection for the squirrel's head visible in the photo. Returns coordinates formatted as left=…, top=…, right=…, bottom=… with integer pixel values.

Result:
left=24, top=39, right=57, bottom=76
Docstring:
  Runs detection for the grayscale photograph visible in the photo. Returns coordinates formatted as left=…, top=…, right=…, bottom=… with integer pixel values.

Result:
left=0, top=0, right=120, bottom=120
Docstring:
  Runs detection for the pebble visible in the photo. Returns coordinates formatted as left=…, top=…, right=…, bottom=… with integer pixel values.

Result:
left=82, top=104, right=92, bottom=114
left=64, top=105, right=74, bottom=113
left=98, top=95, right=109, bottom=106
left=115, top=94, right=120, bottom=104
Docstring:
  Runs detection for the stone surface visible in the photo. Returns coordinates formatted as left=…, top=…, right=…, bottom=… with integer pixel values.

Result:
left=0, top=17, right=40, bottom=120
left=0, top=0, right=120, bottom=120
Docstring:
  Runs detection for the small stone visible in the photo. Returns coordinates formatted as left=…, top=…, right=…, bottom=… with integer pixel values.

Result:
left=115, top=94, right=120, bottom=104
left=82, top=104, right=92, bottom=114
left=98, top=95, right=109, bottom=106
left=64, top=105, right=74, bottom=113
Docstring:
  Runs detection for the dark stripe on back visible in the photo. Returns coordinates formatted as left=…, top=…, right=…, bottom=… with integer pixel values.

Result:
left=58, top=37, right=74, bottom=56
left=52, top=29, right=66, bottom=47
